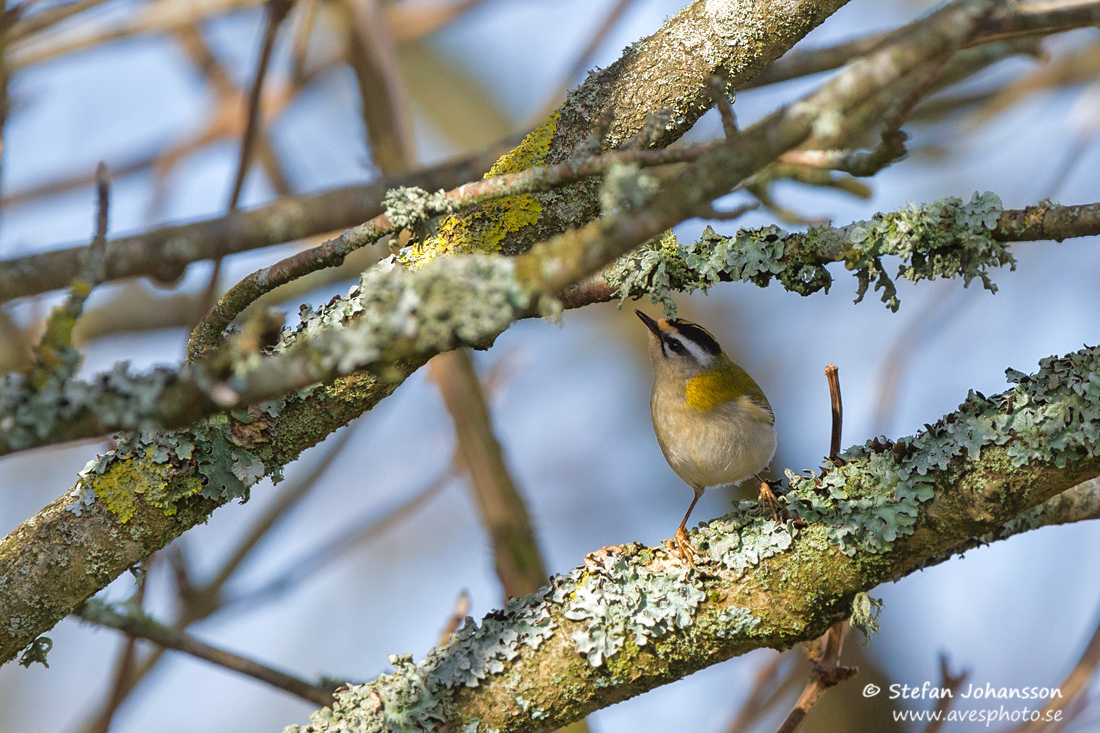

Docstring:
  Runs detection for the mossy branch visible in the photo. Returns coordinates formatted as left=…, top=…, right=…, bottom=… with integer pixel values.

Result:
left=286, top=345, right=1100, bottom=733
left=1, top=0, right=998, bottom=457
left=596, top=196, right=1100, bottom=314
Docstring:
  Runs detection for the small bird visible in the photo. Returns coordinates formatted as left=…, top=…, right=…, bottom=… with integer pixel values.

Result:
left=636, top=310, right=777, bottom=566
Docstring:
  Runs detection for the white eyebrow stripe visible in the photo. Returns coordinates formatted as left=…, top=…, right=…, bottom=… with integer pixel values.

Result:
left=665, top=332, right=712, bottom=364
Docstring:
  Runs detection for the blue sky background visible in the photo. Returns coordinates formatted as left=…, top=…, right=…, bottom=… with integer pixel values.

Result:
left=1, top=1, right=1099, bottom=731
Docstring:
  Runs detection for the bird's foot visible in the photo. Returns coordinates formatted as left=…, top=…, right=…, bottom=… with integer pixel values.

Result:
left=757, top=480, right=808, bottom=528
left=667, top=527, right=711, bottom=574
left=759, top=481, right=782, bottom=522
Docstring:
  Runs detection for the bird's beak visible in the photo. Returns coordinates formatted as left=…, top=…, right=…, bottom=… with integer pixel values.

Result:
left=635, top=309, right=662, bottom=336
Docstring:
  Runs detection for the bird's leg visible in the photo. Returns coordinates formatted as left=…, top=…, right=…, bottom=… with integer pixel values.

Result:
left=756, top=474, right=782, bottom=521
left=668, top=491, right=702, bottom=570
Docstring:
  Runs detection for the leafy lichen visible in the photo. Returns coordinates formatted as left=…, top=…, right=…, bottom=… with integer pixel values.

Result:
left=285, top=344, right=1100, bottom=733
left=401, top=113, right=560, bottom=268
left=780, top=345, right=1100, bottom=556
left=604, top=191, right=1012, bottom=314
left=71, top=420, right=266, bottom=522
left=284, top=255, right=530, bottom=376
left=553, top=551, right=706, bottom=667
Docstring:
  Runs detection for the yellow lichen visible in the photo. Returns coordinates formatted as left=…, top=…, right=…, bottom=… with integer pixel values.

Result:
left=91, top=455, right=203, bottom=523
left=404, top=113, right=560, bottom=268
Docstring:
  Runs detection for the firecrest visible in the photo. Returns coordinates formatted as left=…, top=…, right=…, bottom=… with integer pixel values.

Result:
left=636, top=310, right=777, bottom=565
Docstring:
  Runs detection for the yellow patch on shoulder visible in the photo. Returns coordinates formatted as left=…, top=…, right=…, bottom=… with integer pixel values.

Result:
left=684, top=362, right=772, bottom=416
left=685, top=370, right=744, bottom=412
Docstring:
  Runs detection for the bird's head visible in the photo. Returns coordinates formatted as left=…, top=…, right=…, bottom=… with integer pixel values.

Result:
left=635, top=310, right=724, bottom=380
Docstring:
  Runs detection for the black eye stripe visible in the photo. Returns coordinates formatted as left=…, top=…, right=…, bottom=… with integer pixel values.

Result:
left=668, top=320, right=721, bottom=355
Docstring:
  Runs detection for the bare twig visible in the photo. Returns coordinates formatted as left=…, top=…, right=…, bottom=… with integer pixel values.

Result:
left=537, top=0, right=636, bottom=119
left=0, top=140, right=511, bottom=304
left=744, top=1, right=1100, bottom=90
left=923, top=655, right=968, bottom=733
left=825, top=365, right=842, bottom=460
left=772, top=365, right=852, bottom=733
left=193, top=0, right=295, bottom=353
left=776, top=622, right=856, bottom=733
left=87, top=563, right=151, bottom=733
left=725, top=652, right=799, bottom=733
left=438, top=590, right=471, bottom=645
left=430, top=349, right=548, bottom=600
left=230, top=462, right=459, bottom=610
left=75, top=423, right=356, bottom=731
left=339, top=0, right=415, bottom=174
left=76, top=601, right=335, bottom=708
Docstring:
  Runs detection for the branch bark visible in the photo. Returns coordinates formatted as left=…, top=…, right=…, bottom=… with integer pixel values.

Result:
left=283, top=343, right=1100, bottom=732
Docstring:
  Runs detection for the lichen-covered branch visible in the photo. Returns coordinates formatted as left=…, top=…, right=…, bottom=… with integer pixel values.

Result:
left=286, top=344, right=1100, bottom=733
left=400, top=0, right=854, bottom=267
left=0, top=0, right=1031, bottom=677
left=186, top=139, right=725, bottom=359
left=2, top=0, right=990, bottom=457
left=746, top=0, right=1100, bottom=89
left=0, top=145, right=507, bottom=305
left=594, top=197, right=1100, bottom=314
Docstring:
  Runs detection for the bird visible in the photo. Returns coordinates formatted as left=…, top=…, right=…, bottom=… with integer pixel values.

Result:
left=635, top=309, right=777, bottom=567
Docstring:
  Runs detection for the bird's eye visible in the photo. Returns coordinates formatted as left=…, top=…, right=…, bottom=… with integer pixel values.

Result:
left=666, top=339, right=686, bottom=355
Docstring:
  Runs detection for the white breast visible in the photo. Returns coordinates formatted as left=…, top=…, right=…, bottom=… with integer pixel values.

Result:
left=651, top=391, right=777, bottom=492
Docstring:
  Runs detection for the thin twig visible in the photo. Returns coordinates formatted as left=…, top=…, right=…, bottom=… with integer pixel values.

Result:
left=75, top=425, right=355, bottom=731
left=193, top=0, right=294, bottom=354
left=775, top=622, right=856, bottom=733
left=340, top=0, right=415, bottom=174
left=438, top=590, right=471, bottom=646
left=430, top=349, right=548, bottom=600
left=536, top=0, right=635, bottom=120
left=229, top=462, right=459, bottom=610
left=87, top=563, right=151, bottom=733
left=825, top=365, right=842, bottom=460
left=923, top=654, right=968, bottom=733
left=743, top=1, right=1100, bottom=90
left=76, top=601, right=335, bottom=708
left=187, top=136, right=724, bottom=358
left=725, top=652, right=798, bottom=733
left=0, top=138, right=513, bottom=303
left=773, top=365, right=851, bottom=733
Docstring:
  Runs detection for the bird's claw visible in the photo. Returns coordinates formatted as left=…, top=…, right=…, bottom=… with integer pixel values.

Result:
left=667, top=527, right=712, bottom=574
left=759, top=481, right=782, bottom=522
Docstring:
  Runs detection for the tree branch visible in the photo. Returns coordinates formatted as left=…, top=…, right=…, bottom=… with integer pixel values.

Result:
left=282, top=343, right=1100, bottom=732
left=0, top=144, right=509, bottom=304
left=589, top=196, right=1100, bottom=314
left=75, top=599, right=335, bottom=708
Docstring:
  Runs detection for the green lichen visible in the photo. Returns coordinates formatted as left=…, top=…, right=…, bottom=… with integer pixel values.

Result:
left=71, top=421, right=266, bottom=522
left=715, top=606, right=762, bottom=638
left=842, top=191, right=1010, bottom=310
left=779, top=345, right=1100, bottom=556
left=78, top=455, right=201, bottom=523
left=402, top=113, right=560, bottom=268
left=599, top=163, right=658, bottom=213
left=602, top=230, right=692, bottom=315
left=382, top=187, right=459, bottom=234
left=286, top=343, right=1100, bottom=733
left=603, top=191, right=1012, bottom=314
left=695, top=515, right=796, bottom=574
left=283, top=255, right=529, bottom=374
left=849, top=593, right=883, bottom=638
left=286, top=590, right=557, bottom=733
left=553, top=552, right=706, bottom=667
